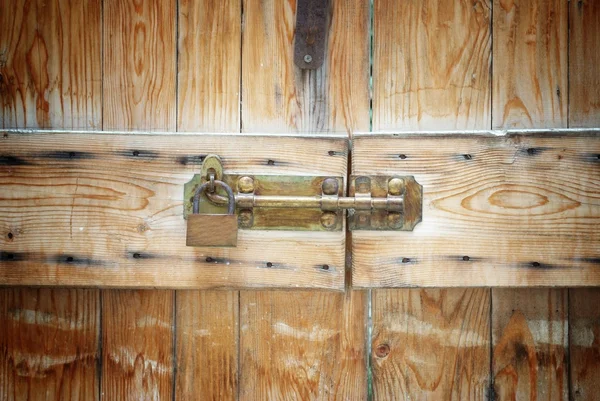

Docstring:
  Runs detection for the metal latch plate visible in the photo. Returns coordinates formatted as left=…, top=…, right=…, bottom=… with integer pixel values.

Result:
left=184, top=175, right=344, bottom=231
left=348, top=175, right=423, bottom=231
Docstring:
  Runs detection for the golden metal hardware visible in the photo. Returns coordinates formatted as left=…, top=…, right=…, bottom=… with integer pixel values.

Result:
left=183, top=155, right=423, bottom=232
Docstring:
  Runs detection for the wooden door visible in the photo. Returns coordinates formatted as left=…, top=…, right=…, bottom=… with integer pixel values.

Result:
left=1, top=0, right=600, bottom=400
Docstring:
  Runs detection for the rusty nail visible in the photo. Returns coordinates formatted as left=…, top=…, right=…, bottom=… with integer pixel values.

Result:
left=321, top=178, right=339, bottom=195
left=238, top=209, right=254, bottom=228
left=388, top=178, right=405, bottom=196
left=304, top=54, right=313, bottom=63
left=375, top=344, right=390, bottom=358
left=238, top=176, right=255, bottom=193
left=320, top=211, right=338, bottom=229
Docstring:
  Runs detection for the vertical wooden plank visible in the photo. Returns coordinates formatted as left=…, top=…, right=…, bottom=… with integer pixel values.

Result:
left=491, top=1, right=569, bottom=398
left=176, top=0, right=241, bottom=399
left=569, top=289, right=600, bottom=400
left=175, top=292, right=238, bottom=401
left=371, top=289, right=491, bottom=400
left=103, top=0, right=176, bottom=131
left=240, top=291, right=367, bottom=400
left=369, top=0, right=492, bottom=399
left=101, top=291, right=173, bottom=400
left=569, top=0, right=600, bottom=127
left=239, top=0, right=369, bottom=399
left=0, top=0, right=101, bottom=129
left=177, top=0, right=240, bottom=132
left=102, top=0, right=176, bottom=399
left=241, top=0, right=369, bottom=134
left=0, top=0, right=101, bottom=399
left=0, top=288, right=100, bottom=401
left=492, top=0, right=567, bottom=128
left=569, top=2, right=600, bottom=398
left=372, top=0, right=491, bottom=131
left=492, top=289, right=568, bottom=400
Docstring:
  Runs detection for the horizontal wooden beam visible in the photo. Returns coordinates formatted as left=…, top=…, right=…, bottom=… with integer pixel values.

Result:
left=0, top=130, right=348, bottom=290
left=352, top=130, right=600, bottom=287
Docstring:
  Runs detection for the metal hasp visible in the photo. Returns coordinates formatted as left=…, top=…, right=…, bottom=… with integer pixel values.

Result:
left=183, top=156, right=423, bottom=232
left=294, top=0, right=330, bottom=69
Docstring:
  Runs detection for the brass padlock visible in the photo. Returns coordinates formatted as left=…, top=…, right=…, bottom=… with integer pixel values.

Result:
left=186, top=180, right=238, bottom=247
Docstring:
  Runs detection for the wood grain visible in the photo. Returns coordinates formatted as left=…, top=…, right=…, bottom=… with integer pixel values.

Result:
left=239, top=0, right=368, bottom=398
left=371, top=289, right=490, bottom=400
left=101, top=290, right=173, bottom=400
left=351, top=131, right=600, bottom=287
left=239, top=291, right=367, bottom=400
left=492, top=289, right=568, bottom=400
left=569, top=0, right=600, bottom=127
left=492, top=0, right=567, bottom=128
left=0, top=0, right=101, bottom=129
left=569, top=289, right=600, bottom=400
left=175, top=291, right=238, bottom=400
left=0, top=288, right=100, bottom=401
left=241, top=0, right=369, bottom=134
left=175, top=0, right=241, bottom=398
left=103, top=0, right=175, bottom=131
left=372, top=0, right=491, bottom=131
left=0, top=131, right=348, bottom=290
left=177, top=0, right=240, bottom=132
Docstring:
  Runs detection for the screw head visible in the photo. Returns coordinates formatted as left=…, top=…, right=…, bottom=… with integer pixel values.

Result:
left=238, top=209, right=254, bottom=228
left=387, top=211, right=402, bottom=228
left=238, top=176, right=255, bottom=193
left=304, top=54, right=313, bottom=63
left=388, top=178, right=405, bottom=196
left=320, top=212, right=338, bottom=230
left=321, top=178, right=339, bottom=195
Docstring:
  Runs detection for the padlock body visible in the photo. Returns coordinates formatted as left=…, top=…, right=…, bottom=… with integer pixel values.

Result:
left=186, top=214, right=238, bottom=247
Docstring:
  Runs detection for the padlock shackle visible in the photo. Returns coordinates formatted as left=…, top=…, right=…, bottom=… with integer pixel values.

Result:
left=192, top=180, right=236, bottom=215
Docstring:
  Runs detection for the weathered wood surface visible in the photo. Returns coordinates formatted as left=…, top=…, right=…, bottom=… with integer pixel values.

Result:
left=492, top=289, right=568, bottom=400
left=175, top=291, right=238, bottom=400
left=241, top=0, right=369, bottom=134
left=239, top=291, right=367, bottom=400
left=492, top=0, right=567, bottom=128
left=238, top=0, right=368, bottom=399
left=569, top=289, right=600, bottom=400
left=371, top=289, right=490, bottom=400
left=0, top=0, right=102, bottom=129
left=352, top=131, right=600, bottom=287
left=0, top=288, right=100, bottom=401
left=177, top=0, right=240, bottom=133
left=569, top=0, right=600, bottom=127
left=372, top=0, right=491, bottom=131
left=101, top=290, right=173, bottom=400
left=0, top=131, right=348, bottom=289
left=103, top=0, right=175, bottom=131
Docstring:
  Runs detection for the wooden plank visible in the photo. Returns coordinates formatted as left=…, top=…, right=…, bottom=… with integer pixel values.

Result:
left=0, top=288, right=100, bottom=401
left=177, top=0, right=240, bottom=132
left=492, top=289, right=568, bottom=400
left=175, top=0, right=241, bottom=399
left=239, top=0, right=368, bottom=398
left=371, top=289, right=490, bottom=400
left=239, top=291, right=367, bottom=400
left=0, top=131, right=348, bottom=290
left=0, top=0, right=101, bottom=129
left=372, top=0, right=491, bottom=131
left=569, top=0, right=600, bottom=127
left=241, top=0, right=369, bottom=134
left=492, top=0, right=567, bottom=128
left=101, top=290, right=173, bottom=400
left=175, top=291, right=238, bottom=400
left=569, top=289, right=600, bottom=400
left=103, top=0, right=176, bottom=131
left=351, top=131, right=600, bottom=287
